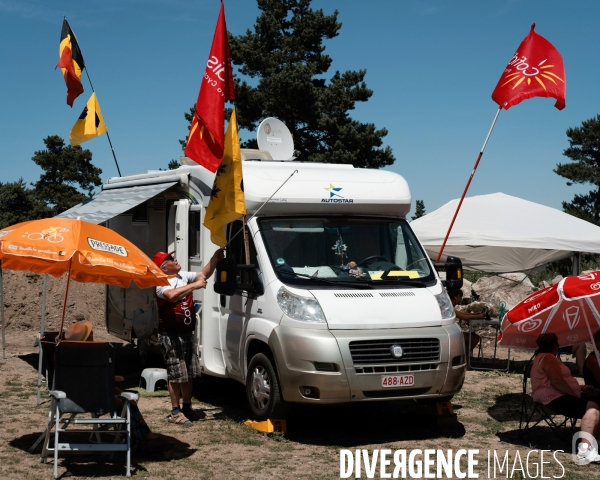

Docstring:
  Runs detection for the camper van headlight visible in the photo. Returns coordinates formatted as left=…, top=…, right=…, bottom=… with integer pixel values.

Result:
left=277, top=287, right=326, bottom=323
left=435, top=291, right=455, bottom=319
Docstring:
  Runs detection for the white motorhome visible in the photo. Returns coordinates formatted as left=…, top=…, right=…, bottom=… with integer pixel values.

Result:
left=60, top=148, right=466, bottom=420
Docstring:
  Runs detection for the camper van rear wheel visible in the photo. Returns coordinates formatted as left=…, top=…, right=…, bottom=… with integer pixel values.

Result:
left=246, top=353, right=290, bottom=421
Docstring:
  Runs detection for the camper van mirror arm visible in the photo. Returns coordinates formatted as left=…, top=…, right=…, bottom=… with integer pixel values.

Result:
left=434, top=255, right=463, bottom=292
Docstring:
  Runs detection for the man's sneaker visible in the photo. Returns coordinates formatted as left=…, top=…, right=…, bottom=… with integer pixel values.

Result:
left=577, top=445, right=600, bottom=462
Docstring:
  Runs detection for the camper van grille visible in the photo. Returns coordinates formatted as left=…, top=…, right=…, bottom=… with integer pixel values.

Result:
left=378, top=292, right=416, bottom=297
left=333, top=293, right=374, bottom=298
left=349, top=338, right=440, bottom=365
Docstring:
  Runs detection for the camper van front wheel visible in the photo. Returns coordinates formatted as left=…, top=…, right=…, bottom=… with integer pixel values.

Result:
left=246, top=353, right=290, bottom=421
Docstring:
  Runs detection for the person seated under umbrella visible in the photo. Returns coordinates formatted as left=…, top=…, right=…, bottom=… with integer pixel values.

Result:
left=583, top=330, right=600, bottom=389
left=558, top=342, right=587, bottom=377
left=531, top=333, right=600, bottom=463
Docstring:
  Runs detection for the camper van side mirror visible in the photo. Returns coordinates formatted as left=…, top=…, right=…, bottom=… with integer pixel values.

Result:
left=214, top=257, right=238, bottom=296
left=434, top=255, right=463, bottom=292
left=214, top=256, right=264, bottom=296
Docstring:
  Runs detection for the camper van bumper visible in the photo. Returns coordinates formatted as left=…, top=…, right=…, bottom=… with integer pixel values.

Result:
left=269, top=326, right=352, bottom=403
left=269, top=323, right=466, bottom=404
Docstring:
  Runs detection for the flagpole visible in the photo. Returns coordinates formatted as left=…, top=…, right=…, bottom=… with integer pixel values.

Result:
left=435, top=106, right=502, bottom=263
left=224, top=169, right=299, bottom=249
left=83, top=69, right=122, bottom=177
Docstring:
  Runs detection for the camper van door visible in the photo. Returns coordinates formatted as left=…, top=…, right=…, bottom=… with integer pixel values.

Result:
left=219, top=221, right=261, bottom=380
left=169, top=200, right=189, bottom=271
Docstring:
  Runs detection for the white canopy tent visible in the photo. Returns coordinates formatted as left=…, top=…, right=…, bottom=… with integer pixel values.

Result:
left=410, top=192, right=600, bottom=273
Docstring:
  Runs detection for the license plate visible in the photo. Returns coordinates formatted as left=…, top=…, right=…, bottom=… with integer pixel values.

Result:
left=381, top=374, right=414, bottom=388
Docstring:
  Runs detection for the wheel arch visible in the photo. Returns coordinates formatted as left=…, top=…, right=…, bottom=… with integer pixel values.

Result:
left=245, top=335, right=289, bottom=400
left=245, top=337, right=273, bottom=377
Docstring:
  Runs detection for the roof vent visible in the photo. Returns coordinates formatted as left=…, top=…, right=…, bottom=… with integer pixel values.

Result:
left=240, top=149, right=273, bottom=161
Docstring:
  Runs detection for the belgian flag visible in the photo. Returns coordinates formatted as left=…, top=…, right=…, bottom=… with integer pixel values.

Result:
left=70, top=93, right=107, bottom=146
left=56, top=18, right=85, bottom=107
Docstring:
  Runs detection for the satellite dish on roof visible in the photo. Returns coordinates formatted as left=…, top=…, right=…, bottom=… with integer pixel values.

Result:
left=257, top=117, right=295, bottom=161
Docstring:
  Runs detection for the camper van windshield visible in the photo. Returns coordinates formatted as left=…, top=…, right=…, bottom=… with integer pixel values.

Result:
left=258, top=217, right=436, bottom=288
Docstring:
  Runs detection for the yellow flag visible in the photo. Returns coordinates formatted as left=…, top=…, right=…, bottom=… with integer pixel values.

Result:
left=203, top=109, right=246, bottom=247
left=69, top=92, right=107, bottom=146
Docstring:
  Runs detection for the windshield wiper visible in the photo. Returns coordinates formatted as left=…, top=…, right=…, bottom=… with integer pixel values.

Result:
left=278, top=270, right=373, bottom=289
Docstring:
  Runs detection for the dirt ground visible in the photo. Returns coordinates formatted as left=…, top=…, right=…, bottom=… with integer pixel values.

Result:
left=1, top=271, right=600, bottom=479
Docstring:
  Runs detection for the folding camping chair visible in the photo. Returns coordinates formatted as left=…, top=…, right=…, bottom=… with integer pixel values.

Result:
left=39, top=331, right=59, bottom=390
left=519, top=351, right=578, bottom=441
left=40, top=341, right=138, bottom=478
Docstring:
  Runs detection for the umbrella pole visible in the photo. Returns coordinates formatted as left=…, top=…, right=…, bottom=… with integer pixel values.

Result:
left=36, top=275, right=48, bottom=405
left=58, top=266, right=73, bottom=338
left=1, top=263, right=5, bottom=360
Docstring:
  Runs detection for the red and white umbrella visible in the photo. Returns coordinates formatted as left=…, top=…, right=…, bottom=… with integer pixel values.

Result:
left=498, top=271, right=600, bottom=363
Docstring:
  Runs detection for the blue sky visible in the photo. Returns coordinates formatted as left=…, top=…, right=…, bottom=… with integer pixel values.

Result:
left=1, top=0, right=598, bottom=217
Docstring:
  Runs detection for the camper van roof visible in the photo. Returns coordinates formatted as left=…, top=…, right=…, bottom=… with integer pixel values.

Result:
left=104, top=159, right=412, bottom=217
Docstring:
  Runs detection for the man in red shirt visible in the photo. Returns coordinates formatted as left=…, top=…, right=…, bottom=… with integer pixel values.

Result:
left=153, top=248, right=224, bottom=425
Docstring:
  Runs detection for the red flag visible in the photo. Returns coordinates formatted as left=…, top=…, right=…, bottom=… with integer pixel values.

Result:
left=56, top=18, right=85, bottom=107
left=492, top=24, right=565, bottom=111
left=184, top=1, right=235, bottom=172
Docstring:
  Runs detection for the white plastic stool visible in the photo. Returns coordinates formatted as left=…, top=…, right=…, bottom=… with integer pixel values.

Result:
left=140, top=368, right=168, bottom=392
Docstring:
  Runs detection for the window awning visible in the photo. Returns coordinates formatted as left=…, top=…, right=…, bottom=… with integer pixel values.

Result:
left=57, top=182, right=177, bottom=224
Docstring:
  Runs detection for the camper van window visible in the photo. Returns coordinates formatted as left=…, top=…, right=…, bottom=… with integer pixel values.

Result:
left=188, top=211, right=201, bottom=257
left=257, top=217, right=435, bottom=288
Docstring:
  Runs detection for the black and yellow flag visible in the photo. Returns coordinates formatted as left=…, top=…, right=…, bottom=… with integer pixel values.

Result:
left=70, top=92, right=107, bottom=146
left=56, top=18, right=85, bottom=107
left=203, top=109, right=246, bottom=247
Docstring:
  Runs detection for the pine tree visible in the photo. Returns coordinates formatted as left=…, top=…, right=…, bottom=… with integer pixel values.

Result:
left=554, top=114, right=600, bottom=225
left=0, top=179, right=51, bottom=228
left=182, top=0, right=395, bottom=169
left=411, top=200, right=426, bottom=220
left=31, top=135, right=103, bottom=216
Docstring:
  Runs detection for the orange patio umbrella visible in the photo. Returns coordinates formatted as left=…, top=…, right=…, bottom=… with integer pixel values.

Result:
left=0, top=218, right=170, bottom=358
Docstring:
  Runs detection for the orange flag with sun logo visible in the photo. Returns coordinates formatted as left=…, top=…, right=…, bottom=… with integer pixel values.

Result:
left=492, top=24, right=565, bottom=111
